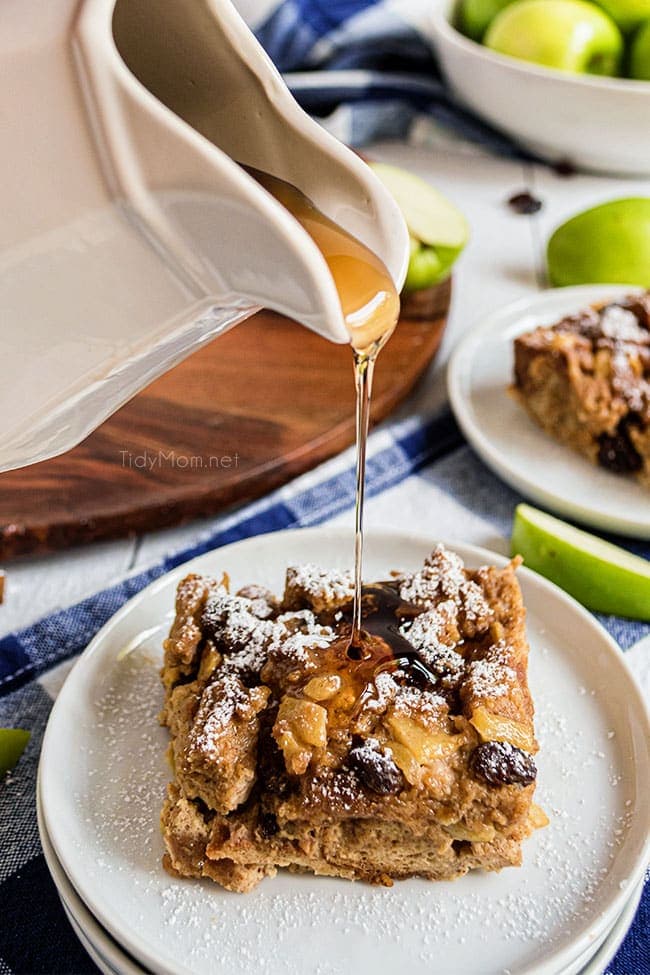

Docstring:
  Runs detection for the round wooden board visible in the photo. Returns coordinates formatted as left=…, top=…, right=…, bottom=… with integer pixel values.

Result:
left=0, top=279, right=451, bottom=560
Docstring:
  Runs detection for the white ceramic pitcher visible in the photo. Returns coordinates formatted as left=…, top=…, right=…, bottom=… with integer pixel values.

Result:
left=0, top=0, right=408, bottom=472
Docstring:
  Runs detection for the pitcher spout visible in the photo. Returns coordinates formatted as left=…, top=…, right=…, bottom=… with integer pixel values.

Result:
left=0, top=0, right=408, bottom=472
left=96, top=0, right=409, bottom=336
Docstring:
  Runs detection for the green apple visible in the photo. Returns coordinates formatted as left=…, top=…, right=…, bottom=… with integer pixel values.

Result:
left=404, top=245, right=443, bottom=293
left=629, top=18, right=650, bottom=76
left=485, top=0, right=623, bottom=75
left=458, top=0, right=517, bottom=41
left=369, top=162, right=469, bottom=291
left=512, top=504, right=650, bottom=619
left=370, top=163, right=469, bottom=248
left=547, top=198, right=650, bottom=287
left=594, top=0, right=650, bottom=31
left=0, top=728, right=30, bottom=776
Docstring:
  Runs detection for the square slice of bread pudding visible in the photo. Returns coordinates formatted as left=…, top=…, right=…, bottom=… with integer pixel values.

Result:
left=159, top=546, right=544, bottom=893
left=512, top=291, right=650, bottom=487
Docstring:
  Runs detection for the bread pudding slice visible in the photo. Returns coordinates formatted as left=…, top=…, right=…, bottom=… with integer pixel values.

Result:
left=512, top=292, right=650, bottom=487
left=159, top=546, right=543, bottom=893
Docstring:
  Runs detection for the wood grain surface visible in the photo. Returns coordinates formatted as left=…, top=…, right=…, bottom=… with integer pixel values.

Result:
left=0, top=279, right=451, bottom=560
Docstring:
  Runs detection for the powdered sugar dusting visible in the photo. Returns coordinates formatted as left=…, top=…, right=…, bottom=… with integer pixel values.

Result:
left=402, top=600, right=457, bottom=650
left=286, top=564, right=354, bottom=606
left=175, top=573, right=223, bottom=605
left=399, top=545, right=492, bottom=631
left=202, top=591, right=334, bottom=677
left=364, top=670, right=401, bottom=713
left=466, top=642, right=517, bottom=699
left=203, top=589, right=271, bottom=643
left=189, top=673, right=255, bottom=760
left=306, top=768, right=368, bottom=814
left=553, top=297, right=650, bottom=415
left=599, top=305, right=649, bottom=344
left=361, top=669, right=448, bottom=720
left=351, top=736, right=388, bottom=765
left=393, top=685, right=448, bottom=718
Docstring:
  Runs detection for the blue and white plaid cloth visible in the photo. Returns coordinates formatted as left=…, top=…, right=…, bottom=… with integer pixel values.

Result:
left=240, top=0, right=528, bottom=155
left=0, top=410, right=648, bottom=974
left=0, top=2, right=648, bottom=972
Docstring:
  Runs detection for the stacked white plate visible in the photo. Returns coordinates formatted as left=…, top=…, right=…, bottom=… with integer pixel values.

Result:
left=38, top=529, right=650, bottom=975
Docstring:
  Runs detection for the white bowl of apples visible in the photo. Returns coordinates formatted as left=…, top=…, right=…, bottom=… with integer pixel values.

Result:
left=430, top=0, right=650, bottom=175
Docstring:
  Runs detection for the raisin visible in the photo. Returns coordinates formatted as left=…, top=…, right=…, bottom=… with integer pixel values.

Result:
left=597, top=415, right=643, bottom=474
left=470, top=741, right=536, bottom=787
left=553, top=158, right=576, bottom=178
left=257, top=715, right=293, bottom=798
left=348, top=739, right=404, bottom=795
left=507, top=191, right=542, bottom=215
left=259, top=812, right=278, bottom=838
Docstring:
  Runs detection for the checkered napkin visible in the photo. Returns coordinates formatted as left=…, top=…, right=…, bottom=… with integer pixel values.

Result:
left=236, top=0, right=527, bottom=156
left=0, top=409, right=648, bottom=974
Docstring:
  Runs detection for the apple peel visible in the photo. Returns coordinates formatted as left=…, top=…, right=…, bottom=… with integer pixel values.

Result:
left=512, top=503, right=650, bottom=620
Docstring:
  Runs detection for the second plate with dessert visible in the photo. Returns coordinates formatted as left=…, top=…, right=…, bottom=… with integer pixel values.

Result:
left=447, top=285, right=650, bottom=539
left=39, top=527, right=650, bottom=975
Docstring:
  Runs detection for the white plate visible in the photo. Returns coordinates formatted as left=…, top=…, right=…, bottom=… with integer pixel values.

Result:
left=39, top=528, right=650, bottom=975
left=36, top=783, right=147, bottom=975
left=447, top=285, right=650, bottom=539
left=39, top=773, right=645, bottom=975
left=579, top=876, right=645, bottom=975
left=63, top=906, right=121, bottom=975
left=561, top=873, right=645, bottom=975
left=37, top=760, right=649, bottom=975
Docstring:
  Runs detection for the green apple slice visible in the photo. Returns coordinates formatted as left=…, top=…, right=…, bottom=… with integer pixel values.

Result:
left=511, top=503, right=650, bottom=620
left=369, top=163, right=469, bottom=249
left=403, top=245, right=443, bottom=293
left=0, top=728, right=30, bottom=775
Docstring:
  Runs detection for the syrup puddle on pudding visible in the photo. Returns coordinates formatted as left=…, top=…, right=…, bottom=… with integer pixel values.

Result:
left=248, top=168, right=400, bottom=650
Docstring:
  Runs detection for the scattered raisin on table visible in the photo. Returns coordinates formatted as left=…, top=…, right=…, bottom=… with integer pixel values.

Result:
left=507, top=191, right=543, bottom=215
left=553, top=158, right=576, bottom=177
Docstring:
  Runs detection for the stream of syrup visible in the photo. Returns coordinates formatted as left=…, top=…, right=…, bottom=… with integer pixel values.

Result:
left=247, top=168, right=401, bottom=648
left=310, top=583, right=438, bottom=721
left=347, top=584, right=438, bottom=688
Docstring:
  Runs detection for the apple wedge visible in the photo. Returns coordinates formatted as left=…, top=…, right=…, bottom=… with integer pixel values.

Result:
left=404, top=245, right=442, bottom=293
left=370, top=163, right=469, bottom=248
left=0, top=728, right=30, bottom=775
left=369, top=163, right=469, bottom=292
left=512, top=503, right=650, bottom=620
